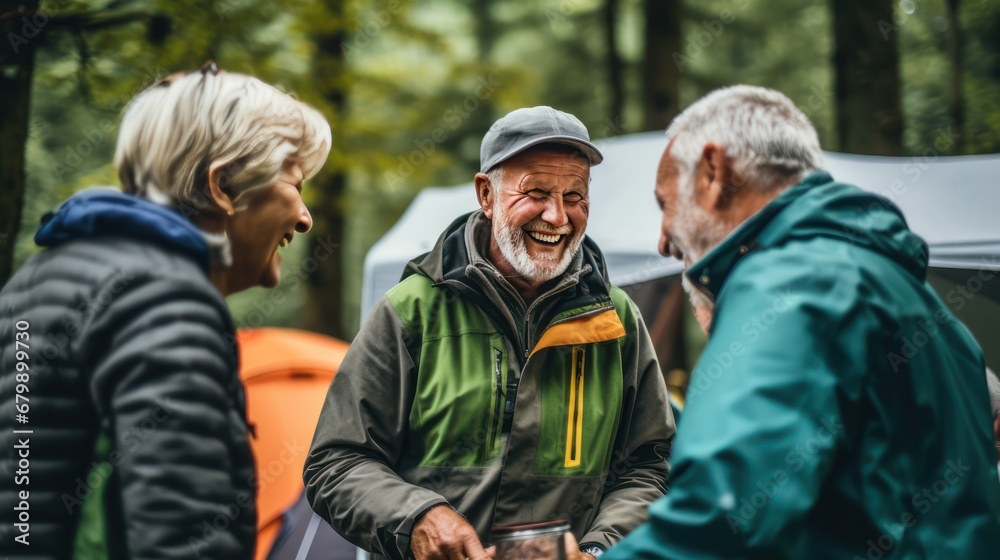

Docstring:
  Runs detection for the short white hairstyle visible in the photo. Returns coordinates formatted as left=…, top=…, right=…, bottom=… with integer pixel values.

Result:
left=115, top=67, right=331, bottom=215
left=666, top=85, right=823, bottom=191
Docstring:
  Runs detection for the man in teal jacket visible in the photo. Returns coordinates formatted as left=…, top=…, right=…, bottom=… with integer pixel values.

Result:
left=306, top=107, right=673, bottom=560
left=604, top=86, right=1000, bottom=559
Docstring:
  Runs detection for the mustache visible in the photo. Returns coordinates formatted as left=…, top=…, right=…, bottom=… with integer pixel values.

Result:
left=522, top=219, right=573, bottom=235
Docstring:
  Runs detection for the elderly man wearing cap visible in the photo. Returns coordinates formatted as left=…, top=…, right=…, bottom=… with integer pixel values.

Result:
left=305, top=106, right=674, bottom=560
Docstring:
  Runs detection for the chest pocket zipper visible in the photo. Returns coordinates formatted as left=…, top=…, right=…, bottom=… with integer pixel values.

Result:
left=565, top=345, right=585, bottom=468
left=489, top=347, right=504, bottom=451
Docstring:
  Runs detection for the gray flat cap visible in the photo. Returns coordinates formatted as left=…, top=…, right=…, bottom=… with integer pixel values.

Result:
left=480, top=106, right=604, bottom=173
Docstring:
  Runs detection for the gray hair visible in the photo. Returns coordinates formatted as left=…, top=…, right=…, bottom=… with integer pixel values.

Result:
left=666, top=85, right=823, bottom=192
left=485, top=165, right=505, bottom=192
left=114, top=68, right=331, bottom=216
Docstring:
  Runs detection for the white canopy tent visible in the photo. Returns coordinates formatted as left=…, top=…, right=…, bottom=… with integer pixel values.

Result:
left=362, top=131, right=1000, bottom=321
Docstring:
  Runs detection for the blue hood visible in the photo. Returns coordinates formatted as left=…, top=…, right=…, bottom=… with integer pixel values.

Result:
left=35, top=188, right=211, bottom=271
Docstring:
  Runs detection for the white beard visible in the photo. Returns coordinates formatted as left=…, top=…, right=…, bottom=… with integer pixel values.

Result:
left=681, top=273, right=715, bottom=311
left=492, top=199, right=584, bottom=284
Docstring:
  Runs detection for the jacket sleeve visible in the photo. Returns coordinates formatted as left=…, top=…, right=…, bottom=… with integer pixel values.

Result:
left=604, top=254, right=869, bottom=560
left=579, top=294, right=674, bottom=551
left=304, top=296, right=448, bottom=560
left=86, top=272, right=255, bottom=560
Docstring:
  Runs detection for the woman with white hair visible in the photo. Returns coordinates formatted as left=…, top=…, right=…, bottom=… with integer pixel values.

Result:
left=0, top=64, right=331, bottom=559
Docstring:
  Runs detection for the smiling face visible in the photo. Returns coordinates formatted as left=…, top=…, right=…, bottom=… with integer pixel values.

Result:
left=226, top=161, right=313, bottom=293
left=478, top=146, right=590, bottom=292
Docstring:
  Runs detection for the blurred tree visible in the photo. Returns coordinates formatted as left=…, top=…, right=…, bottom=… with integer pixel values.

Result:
left=301, top=1, right=350, bottom=339
left=946, top=0, right=965, bottom=152
left=642, top=0, right=681, bottom=130
left=961, top=0, right=1000, bottom=154
left=832, top=0, right=904, bottom=155
left=1, top=0, right=151, bottom=285
left=604, top=0, right=624, bottom=128
left=467, top=0, right=497, bottom=158
left=0, top=0, right=41, bottom=284
left=10, top=0, right=1000, bottom=338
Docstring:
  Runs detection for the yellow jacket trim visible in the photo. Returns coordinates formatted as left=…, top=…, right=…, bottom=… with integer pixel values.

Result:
left=529, top=309, right=626, bottom=358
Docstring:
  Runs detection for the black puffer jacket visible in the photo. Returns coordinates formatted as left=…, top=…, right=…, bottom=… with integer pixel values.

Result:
left=0, top=189, right=256, bottom=559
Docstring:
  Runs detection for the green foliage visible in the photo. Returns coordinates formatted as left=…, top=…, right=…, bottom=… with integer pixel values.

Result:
left=17, top=0, right=1000, bottom=335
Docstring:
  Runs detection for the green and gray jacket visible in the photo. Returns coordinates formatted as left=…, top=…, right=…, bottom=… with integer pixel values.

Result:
left=604, top=171, right=1000, bottom=559
left=305, top=211, right=674, bottom=559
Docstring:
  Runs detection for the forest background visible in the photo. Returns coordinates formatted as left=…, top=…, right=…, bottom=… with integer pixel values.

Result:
left=2, top=0, right=998, bottom=341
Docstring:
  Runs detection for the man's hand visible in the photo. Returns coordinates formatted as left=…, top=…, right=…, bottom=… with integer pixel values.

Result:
left=411, top=505, right=492, bottom=560
left=563, top=532, right=597, bottom=560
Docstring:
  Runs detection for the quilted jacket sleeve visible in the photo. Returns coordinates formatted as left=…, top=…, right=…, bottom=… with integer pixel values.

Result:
left=86, top=271, right=256, bottom=560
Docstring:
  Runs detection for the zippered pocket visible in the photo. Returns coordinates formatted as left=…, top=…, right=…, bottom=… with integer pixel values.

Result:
left=564, top=345, right=585, bottom=468
left=488, top=337, right=508, bottom=453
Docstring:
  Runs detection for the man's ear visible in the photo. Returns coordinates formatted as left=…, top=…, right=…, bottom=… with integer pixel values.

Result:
left=696, top=143, right=735, bottom=210
left=207, top=161, right=236, bottom=216
left=475, top=173, right=495, bottom=219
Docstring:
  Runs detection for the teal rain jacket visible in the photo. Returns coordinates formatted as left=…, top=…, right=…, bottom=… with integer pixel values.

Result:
left=605, top=172, right=1000, bottom=559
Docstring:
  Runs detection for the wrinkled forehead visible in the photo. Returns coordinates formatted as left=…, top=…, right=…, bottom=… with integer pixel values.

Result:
left=506, top=146, right=591, bottom=185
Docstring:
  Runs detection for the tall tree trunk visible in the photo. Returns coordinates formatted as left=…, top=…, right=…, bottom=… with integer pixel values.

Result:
left=832, top=0, right=905, bottom=155
left=472, top=0, right=495, bottom=63
left=469, top=0, right=496, bottom=140
left=946, top=0, right=965, bottom=153
left=304, top=23, right=349, bottom=339
left=642, top=0, right=683, bottom=385
left=642, top=0, right=681, bottom=131
left=604, top=0, right=624, bottom=132
left=0, top=0, right=41, bottom=285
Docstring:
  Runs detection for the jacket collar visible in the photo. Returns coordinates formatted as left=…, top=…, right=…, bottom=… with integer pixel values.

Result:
left=34, top=187, right=212, bottom=272
left=685, top=171, right=833, bottom=301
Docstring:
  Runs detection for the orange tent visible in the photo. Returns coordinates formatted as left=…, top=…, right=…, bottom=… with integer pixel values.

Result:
left=236, top=327, right=350, bottom=560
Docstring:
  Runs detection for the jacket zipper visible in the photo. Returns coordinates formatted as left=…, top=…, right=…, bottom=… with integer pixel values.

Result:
left=490, top=348, right=503, bottom=450
left=565, top=346, right=585, bottom=468
left=522, top=280, right=579, bottom=359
